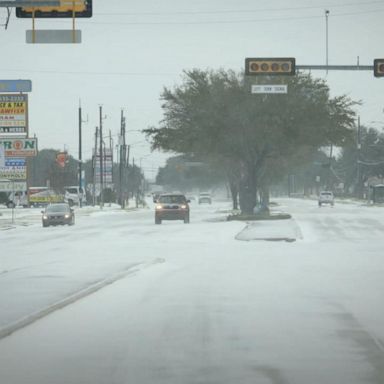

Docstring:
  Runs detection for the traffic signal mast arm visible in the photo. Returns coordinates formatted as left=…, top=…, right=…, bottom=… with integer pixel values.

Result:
left=297, top=65, right=372, bottom=71
left=245, top=57, right=384, bottom=77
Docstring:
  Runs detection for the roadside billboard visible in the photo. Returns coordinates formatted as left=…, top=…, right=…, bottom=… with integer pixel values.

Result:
left=93, top=147, right=113, bottom=184
left=0, top=94, right=28, bottom=136
left=0, top=138, right=37, bottom=157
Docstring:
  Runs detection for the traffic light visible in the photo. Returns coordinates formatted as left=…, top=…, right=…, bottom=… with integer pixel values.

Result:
left=245, top=58, right=296, bottom=76
left=16, top=0, right=92, bottom=18
left=374, top=59, right=384, bottom=77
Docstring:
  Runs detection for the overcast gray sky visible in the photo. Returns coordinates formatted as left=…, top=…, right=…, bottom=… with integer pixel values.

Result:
left=1, top=0, right=384, bottom=179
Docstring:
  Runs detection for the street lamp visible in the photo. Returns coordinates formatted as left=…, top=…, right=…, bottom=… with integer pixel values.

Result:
left=325, top=9, right=330, bottom=75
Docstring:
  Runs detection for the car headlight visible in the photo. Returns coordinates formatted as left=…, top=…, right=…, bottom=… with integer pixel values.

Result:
left=180, top=204, right=187, bottom=209
left=43, top=215, right=48, bottom=220
left=156, top=205, right=163, bottom=210
left=64, top=214, right=70, bottom=218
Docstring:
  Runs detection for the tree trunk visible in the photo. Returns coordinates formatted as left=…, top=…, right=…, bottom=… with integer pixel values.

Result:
left=259, top=185, right=270, bottom=215
left=229, top=181, right=239, bottom=210
left=239, top=162, right=257, bottom=215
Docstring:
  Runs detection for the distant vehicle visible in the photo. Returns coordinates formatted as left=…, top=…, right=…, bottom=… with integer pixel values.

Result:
left=318, top=191, right=334, bottom=207
left=198, top=192, right=212, bottom=204
left=155, top=193, right=190, bottom=224
left=42, top=203, right=75, bottom=227
left=64, top=186, right=85, bottom=206
left=5, top=190, right=28, bottom=208
left=29, top=187, right=63, bottom=207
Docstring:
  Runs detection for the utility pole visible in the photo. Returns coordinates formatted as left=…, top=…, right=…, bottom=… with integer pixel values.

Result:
left=78, top=100, right=87, bottom=207
left=119, top=110, right=126, bottom=208
left=93, top=126, right=98, bottom=206
left=99, top=106, right=104, bottom=209
left=357, top=116, right=362, bottom=198
left=126, top=144, right=130, bottom=206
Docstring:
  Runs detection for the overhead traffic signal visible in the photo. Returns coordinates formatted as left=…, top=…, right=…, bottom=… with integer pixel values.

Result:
left=374, top=59, right=384, bottom=77
left=16, top=0, right=92, bottom=18
left=245, top=58, right=296, bottom=76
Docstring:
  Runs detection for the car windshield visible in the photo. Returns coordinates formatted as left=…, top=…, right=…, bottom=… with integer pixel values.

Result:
left=65, top=188, right=78, bottom=194
left=2, top=2, right=384, bottom=384
left=158, top=195, right=186, bottom=204
left=45, top=204, right=69, bottom=213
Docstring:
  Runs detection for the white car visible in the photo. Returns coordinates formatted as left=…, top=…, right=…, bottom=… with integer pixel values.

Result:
left=198, top=192, right=212, bottom=204
left=318, top=191, right=334, bottom=207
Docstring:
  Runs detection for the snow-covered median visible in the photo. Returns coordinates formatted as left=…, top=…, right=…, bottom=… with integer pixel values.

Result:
left=235, top=218, right=302, bottom=242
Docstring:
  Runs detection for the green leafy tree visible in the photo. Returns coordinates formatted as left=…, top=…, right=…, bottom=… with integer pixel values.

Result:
left=28, top=149, right=78, bottom=192
left=336, top=125, right=384, bottom=197
left=145, top=69, right=357, bottom=214
left=155, top=155, right=226, bottom=192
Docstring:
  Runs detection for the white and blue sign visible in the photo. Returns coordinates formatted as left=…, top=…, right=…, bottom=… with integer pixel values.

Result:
left=5, top=158, right=26, bottom=167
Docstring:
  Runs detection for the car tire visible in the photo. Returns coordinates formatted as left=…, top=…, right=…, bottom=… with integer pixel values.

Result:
left=42, top=223, right=49, bottom=227
left=7, top=202, right=15, bottom=209
left=155, top=217, right=162, bottom=224
left=184, top=215, right=190, bottom=224
left=318, top=203, right=321, bottom=207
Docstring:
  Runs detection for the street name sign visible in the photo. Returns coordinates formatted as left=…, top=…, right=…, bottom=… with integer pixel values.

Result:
left=251, top=85, right=288, bottom=94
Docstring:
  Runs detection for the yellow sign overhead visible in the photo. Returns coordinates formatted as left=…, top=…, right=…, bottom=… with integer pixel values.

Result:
left=16, top=0, right=92, bottom=18
left=22, top=0, right=86, bottom=12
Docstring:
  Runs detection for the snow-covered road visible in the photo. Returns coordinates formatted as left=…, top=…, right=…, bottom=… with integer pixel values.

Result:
left=0, top=198, right=384, bottom=384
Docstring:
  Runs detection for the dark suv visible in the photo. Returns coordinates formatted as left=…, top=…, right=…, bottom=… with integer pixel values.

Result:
left=155, top=194, right=190, bottom=224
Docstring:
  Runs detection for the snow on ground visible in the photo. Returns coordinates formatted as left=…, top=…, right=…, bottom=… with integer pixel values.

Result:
left=0, top=197, right=384, bottom=383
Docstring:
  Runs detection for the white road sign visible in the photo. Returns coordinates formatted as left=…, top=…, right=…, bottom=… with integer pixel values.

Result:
left=251, top=85, right=288, bottom=94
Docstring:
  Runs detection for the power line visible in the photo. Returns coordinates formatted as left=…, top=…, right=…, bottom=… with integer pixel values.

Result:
left=95, top=1, right=384, bottom=17
left=0, top=68, right=177, bottom=76
left=32, top=8, right=384, bottom=26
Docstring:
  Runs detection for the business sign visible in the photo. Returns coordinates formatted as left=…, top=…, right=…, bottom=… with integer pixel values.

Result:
left=0, top=158, right=27, bottom=180
left=0, top=80, right=32, bottom=93
left=251, top=85, right=288, bottom=94
left=93, top=148, right=113, bottom=184
left=0, top=181, right=27, bottom=192
left=56, top=151, right=68, bottom=167
left=0, top=94, right=28, bottom=135
left=0, top=138, right=37, bottom=157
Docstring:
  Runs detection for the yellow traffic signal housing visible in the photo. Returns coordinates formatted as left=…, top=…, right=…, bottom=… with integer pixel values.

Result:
left=245, top=58, right=296, bottom=76
left=374, top=59, right=384, bottom=77
left=16, top=0, right=92, bottom=18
